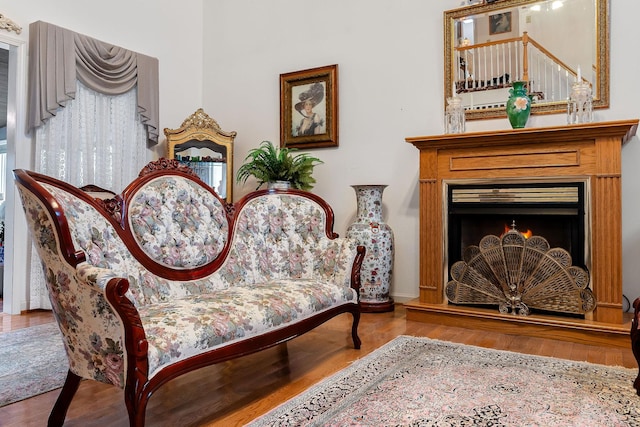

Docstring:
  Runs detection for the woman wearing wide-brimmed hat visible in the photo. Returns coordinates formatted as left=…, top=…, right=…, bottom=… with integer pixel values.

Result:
left=295, top=82, right=326, bottom=136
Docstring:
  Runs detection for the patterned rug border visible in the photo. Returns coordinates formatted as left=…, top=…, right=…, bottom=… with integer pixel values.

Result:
left=0, top=322, right=67, bottom=407
left=248, top=335, right=639, bottom=426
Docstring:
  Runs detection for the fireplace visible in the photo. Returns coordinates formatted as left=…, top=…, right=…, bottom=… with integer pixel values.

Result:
left=405, top=120, right=639, bottom=347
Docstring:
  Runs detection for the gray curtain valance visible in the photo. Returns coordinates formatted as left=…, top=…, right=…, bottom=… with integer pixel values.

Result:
left=27, top=21, right=159, bottom=143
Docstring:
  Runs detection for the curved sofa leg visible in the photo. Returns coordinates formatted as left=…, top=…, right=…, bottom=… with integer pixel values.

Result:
left=351, top=309, right=362, bottom=349
left=48, top=370, right=81, bottom=427
left=130, top=408, right=147, bottom=427
left=125, top=391, right=149, bottom=427
left=632, top=298, right=640, bottom=395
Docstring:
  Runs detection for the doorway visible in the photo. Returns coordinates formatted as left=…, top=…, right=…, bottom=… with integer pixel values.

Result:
left=0, top=32, right=31, bottom=314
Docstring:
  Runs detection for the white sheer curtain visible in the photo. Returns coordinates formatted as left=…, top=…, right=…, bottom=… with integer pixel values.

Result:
left=36, top=80, right=148, bottom=191
left=28, top=80, right=148, bottom=309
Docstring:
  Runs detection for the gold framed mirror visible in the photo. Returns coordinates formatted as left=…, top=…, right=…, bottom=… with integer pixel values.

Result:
left=444, top=0, right=609, bottom=120
left=165, top=109, right=236, bottom=203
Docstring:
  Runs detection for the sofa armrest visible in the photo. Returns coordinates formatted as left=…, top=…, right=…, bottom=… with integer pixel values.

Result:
left=76, top=262, right=126, bottom=291
left=30, top=262, right=129, bottom=389
left=75, top=263, right=155, bottom=393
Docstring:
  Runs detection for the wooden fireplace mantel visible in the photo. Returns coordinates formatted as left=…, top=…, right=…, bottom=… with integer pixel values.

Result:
left=405, top=120, right=639, bottom=347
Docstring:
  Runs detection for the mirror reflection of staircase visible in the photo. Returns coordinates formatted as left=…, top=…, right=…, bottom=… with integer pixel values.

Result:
left=455, top=31, right=586, bottom=110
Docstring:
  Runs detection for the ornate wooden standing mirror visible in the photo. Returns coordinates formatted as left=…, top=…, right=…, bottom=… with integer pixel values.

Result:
left=165, top=109, right=236, bottom=202
left=444, top=0, right=609, bottom=120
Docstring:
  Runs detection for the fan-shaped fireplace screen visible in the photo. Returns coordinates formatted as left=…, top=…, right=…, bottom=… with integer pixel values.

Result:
left=445, top=182, right=595, bottom=317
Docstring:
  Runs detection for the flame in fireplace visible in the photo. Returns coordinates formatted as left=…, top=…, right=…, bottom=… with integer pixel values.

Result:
left=502, top=224, right=532, bottom=239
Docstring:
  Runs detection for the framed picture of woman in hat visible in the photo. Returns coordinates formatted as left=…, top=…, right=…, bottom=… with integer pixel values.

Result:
left=280, top=64, right=338, bottom=149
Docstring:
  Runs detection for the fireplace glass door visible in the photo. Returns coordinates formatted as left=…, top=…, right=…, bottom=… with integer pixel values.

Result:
left=447, top=182, right=587, bottom=275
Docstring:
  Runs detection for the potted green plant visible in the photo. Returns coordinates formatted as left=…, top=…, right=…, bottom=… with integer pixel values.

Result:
left=236, top=140, right=323, bottom=191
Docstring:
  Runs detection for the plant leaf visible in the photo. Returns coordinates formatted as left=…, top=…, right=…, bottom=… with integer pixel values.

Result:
left=236, top=141, right=323, bottom=190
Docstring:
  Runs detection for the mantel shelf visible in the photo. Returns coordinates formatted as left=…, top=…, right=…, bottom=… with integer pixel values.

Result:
left=406, top=120, right=639, bottom=150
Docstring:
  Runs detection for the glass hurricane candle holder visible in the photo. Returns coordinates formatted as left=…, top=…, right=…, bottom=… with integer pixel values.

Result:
left=445, top=96, right=465, bottom=134
left=567, top=82, right=593, bottom=124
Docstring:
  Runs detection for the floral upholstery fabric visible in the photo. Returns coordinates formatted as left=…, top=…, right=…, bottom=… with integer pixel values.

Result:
left=20, top=178, right=359, bottom=385
left=127, top=176, right=229, bottom=269
left=139, top=279, right=356, bottom=378
left=17, top=186, right=127, bottom=388
left=43, top=184, right=225, bottom=307
left=219, top=194, right=358, bottom=288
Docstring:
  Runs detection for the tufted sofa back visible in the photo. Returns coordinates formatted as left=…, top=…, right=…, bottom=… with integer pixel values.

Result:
left=212, top=191, right=358, bottom=289
left=126, top=175, right=230, bottom=269
left=17, top=168, right=357, bottom=309
left=22, top=170, right=233, bottom=308
left=39, top=181, right=224, bottom=307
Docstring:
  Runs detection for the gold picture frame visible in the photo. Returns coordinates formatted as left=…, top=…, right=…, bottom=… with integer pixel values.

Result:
left=280, top=64, right=338, bottom=149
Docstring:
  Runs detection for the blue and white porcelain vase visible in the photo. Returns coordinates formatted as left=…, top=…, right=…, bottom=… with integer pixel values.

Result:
left=346, top=185, right=395, bottom=312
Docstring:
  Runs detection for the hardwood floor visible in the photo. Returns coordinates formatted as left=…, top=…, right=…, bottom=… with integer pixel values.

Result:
left=0, top=303, right=637, bottom=426
left=0, top=306, right=54, bottom=333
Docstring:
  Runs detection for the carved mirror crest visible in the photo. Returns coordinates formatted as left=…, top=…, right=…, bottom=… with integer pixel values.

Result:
left=165, top=109, right=236, bottom=203
left=0, top=14, right=21, bottom=34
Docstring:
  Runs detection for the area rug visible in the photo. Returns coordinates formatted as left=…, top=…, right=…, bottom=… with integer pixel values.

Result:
left=249, top=335, right=640, bottom=426
left=0, top=323, right=67, bottom=407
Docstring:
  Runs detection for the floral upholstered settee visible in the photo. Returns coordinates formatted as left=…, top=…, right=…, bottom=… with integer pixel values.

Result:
left=14, top=160, right=364, bottom=427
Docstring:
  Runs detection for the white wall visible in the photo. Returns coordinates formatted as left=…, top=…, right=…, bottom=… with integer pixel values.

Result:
left=202, top=0, right=640, bottom=306
left=4, top=1, right=640, bottom=312
left=1, top=0, right=205, bottom=313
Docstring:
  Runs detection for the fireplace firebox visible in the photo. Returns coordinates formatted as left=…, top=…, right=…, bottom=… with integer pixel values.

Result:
left=447, top=182, right=587, bottom=274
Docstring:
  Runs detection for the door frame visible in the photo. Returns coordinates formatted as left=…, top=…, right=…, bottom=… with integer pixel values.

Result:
left=1, top=31, right=33, bottom=314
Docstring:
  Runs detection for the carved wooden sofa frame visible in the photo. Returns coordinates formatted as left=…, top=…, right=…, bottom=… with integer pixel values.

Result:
left=14, top=159, right=364, bottom=427
left=632, top=298, right=640, bottom=395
